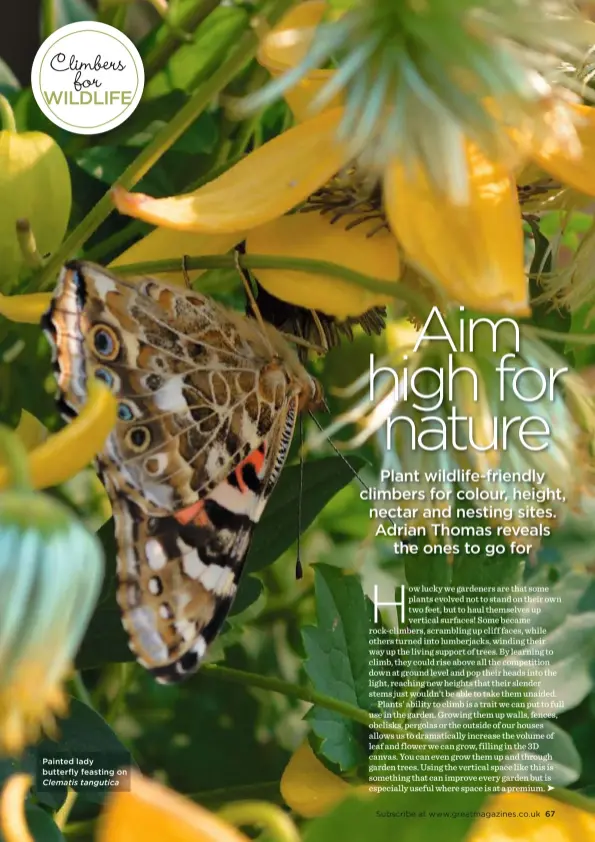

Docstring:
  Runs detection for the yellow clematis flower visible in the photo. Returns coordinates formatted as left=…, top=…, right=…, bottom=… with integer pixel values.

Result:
left=0, top=292, right=52, bottom=324
left=0, top=382, right=117, bottom=492
left=99, top=773, right=249, bottom=842
left=0, top=95, right=71, bottom=293
left=112, top=106, right=399, bottom=320
left=98, top=772, right=299, bottom=842
left=281, top=741, right=356, bottom=818
left=112, top=1, right=595, bottom=319
left=0, top=775, right=34, bottom=841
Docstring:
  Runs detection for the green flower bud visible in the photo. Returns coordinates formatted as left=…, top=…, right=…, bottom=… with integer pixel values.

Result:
left=0, top=431, right=103, bottom=754
left=0, top=96, right=71, bottom=291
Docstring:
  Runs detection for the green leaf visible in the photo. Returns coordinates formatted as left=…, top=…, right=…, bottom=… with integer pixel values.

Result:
left=34, top=699, right=133, bottom=804
left=0, top=805, right=65, bottom=842
left=229, top=575, right=263, bottom=617
left=127, top=665, right=289, bottom=798
left=303, top=789, right=486, bottom=842
left=75, top=519, right=129, bottom=669
left=302, top=565, right=371, bottom=772
left=145, top=6, right=249, bottom=98
left=76, top=146, right=204, bottom=197
left=76, top=602, right=130, bottom=670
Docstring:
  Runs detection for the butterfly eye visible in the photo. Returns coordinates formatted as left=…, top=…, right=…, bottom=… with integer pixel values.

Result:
left=90, top=324, right=120, bottom=360
left=126, top=426, right=151, bottom=452
left=94, top=368, right=113, bottom=387
left=118, top=403, right=134, bottom=422
left=144, top=373, right=162, bottom=391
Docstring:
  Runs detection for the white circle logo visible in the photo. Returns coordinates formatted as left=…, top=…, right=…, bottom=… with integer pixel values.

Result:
left=31, top=22, right=144, bottom=135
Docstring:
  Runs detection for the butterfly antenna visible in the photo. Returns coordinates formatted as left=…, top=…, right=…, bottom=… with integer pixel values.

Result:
left=296, top=414, right=304, bottom=580
left=234, top=246, right=276, bottom=358
left=307, top=411, right=365, bottom=486
left=307, top=411, right=397, bottom=529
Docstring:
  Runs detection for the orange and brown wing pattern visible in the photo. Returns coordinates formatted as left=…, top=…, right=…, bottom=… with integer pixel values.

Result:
left=106, top=401, right=298, bottom=683
left=42, top=260, right=321, bottom=681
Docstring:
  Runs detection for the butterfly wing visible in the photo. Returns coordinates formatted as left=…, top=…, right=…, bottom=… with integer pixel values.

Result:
left=42, top=260, right=318, bottom=681
left=108, top=398, right=298, bottom=683
left=43, top=260, right=310, bottom=512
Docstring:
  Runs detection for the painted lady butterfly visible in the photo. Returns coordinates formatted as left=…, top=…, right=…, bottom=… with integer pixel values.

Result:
left=42, top=261, right=323, bottom=683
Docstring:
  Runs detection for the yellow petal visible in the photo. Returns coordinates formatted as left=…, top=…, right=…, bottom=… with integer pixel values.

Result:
left=277, top=72, right=337, bottom=125
left=112, top=108, right=349, bottom=233
left=0, top=292, right=51, bottom=324
left=530, top=104, right=595, bottom=197
left=15, top=410, right=48, bottom=452
left=0, top=775, right=33, bottom=842
left=259, top=1, right=327, bottom=71
left=469, top=793, right=595, bottom=841
left=258, top=1, right=339, bottom=121
left=0, top=381, right=117, bottom=491
left=384, top=145, right=529, bottom=315
left=110, top=228, right=240, bottom=286
left=280, top=742, right=352, bottom=818
left=246, top=211, right=399, bottom=318
left=98, top=772, right=249, bottom=842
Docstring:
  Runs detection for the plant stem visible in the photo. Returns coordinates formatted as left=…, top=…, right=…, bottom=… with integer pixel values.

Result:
left=202, top=664, right=371, bottom=727
left=545, top=786, right=595, bottom=815
left=116, top=253, right=431, bottom=318
left=71, top=671, right=94, bottom=709
left=41, top=0, right=58, bottom=40
left=0, top=94, right=17, bottom=132
left=16, top=219, right=43, bottom=268
left=187, top=781, right=282, bottom=808
left=54, top=790, right=78, bottom=831
left=525, top=325, right=595, bottom=346
left=32, top=0, right=294, bottom=293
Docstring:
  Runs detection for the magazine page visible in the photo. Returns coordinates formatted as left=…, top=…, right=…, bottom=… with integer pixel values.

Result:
left=0, top=2, right=595, bottom=841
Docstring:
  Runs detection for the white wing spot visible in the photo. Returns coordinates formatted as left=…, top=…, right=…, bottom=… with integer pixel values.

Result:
left=192, top=636, right=207, bottom=659
left=200, top=564, right=236, bottom=598
left=154, top=376, right=187, bottom=413
left=146, top=538, right=167, bottom=570
left=181, top=549, right=206, bottom=580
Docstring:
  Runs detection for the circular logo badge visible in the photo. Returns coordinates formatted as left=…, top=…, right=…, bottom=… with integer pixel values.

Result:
left=31, top=22, right=144, bottom=135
